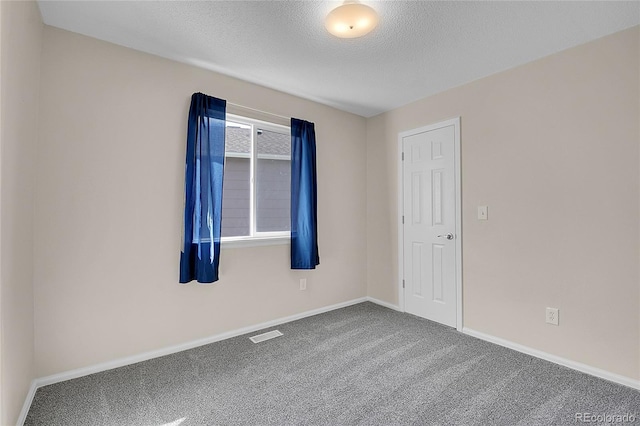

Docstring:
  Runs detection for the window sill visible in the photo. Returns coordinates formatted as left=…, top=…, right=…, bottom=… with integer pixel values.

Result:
left=221, top=236, right=290, bottom=249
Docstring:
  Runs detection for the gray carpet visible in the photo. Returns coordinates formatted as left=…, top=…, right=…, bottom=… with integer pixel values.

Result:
left=25, top=302, right=640, bottom=425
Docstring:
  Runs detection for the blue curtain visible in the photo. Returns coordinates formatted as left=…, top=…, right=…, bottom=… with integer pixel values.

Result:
left=180, top=93, right=226, bottom=283
left=290, top=118, right=320, bottom=269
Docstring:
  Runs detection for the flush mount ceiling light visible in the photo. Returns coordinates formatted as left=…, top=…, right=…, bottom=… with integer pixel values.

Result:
left=325, top=1, right=379, bottom=39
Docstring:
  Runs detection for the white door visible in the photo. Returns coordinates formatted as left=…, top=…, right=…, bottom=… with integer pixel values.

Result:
left=402, top=121, right=459, bottom=328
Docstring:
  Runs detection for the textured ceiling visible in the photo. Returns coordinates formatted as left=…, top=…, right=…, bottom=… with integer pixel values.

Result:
left=37, top=1, right=640, bottom=117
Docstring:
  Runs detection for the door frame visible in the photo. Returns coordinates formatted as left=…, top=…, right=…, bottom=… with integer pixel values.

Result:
left=397, top=117, right=463, bottom=331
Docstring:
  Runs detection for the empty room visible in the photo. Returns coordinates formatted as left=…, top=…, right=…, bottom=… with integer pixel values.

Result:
left=1, top=1, right=639, bottom=425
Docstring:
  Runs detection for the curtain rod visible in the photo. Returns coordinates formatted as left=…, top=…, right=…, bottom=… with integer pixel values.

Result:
left=227, top=102, right=290, bottom=122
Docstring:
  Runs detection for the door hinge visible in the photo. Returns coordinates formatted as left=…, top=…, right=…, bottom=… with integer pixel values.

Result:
left=402, top=215, right=404, bottom=224
left=402, top=279, right=405, bottom=289
left=402, top=152, right=404, bottom=161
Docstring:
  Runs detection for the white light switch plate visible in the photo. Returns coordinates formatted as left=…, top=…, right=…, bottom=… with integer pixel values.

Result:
left=477, top=205, right=488, bottom=220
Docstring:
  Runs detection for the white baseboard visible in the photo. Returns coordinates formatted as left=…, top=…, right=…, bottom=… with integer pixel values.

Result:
left=366, top=296, right=402, bottom=312
left=16, top=380, right=37, bottom=426
left=20, top=299, right=638, bottom=425
left=20, top=296, right=368, bottom=425
left=463, top=327, right=640, bottom=391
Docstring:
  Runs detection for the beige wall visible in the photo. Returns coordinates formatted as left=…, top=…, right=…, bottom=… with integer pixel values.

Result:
left=367, top=26, right=640, bottom=380
left=0, top=1, right=42, bottom=424
left=35, top=27, right=367, bottom=377
left=4, top=5, right=637, bottom=410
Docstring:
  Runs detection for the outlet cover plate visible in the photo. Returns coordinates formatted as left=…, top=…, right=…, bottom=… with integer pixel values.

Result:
left=546, top=307, right=559, bottom=325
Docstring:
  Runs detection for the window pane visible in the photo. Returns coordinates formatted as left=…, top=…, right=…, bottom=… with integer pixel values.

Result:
left=256, top=129, right=291, bottom=232
left=222, top=122, right=251, bottom=237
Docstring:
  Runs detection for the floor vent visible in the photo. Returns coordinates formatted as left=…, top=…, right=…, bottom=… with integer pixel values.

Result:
left=249, top=330, right=283, bottom=344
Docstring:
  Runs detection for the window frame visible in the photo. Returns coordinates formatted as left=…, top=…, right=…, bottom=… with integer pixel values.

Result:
left=222, top=114, right=291, bottom=247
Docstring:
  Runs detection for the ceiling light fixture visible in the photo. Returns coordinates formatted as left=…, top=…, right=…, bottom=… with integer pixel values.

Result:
left=325, top=0, right=379, bottom=39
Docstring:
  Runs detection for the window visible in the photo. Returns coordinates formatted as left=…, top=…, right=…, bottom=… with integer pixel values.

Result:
left=222, top=114, right=291, bottom=245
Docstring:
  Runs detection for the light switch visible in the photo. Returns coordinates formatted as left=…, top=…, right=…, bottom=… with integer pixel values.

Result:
left=477, top=205, right=488, bottom=220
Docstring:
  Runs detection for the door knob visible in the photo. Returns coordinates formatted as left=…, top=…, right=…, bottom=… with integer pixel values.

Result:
left=437, top=233, right=454, bottom=240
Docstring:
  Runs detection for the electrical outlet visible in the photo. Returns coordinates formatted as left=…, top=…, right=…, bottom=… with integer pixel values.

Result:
left=546, top=307, right=559, bottom=325
left=299, top=278, right=307, bottom=291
